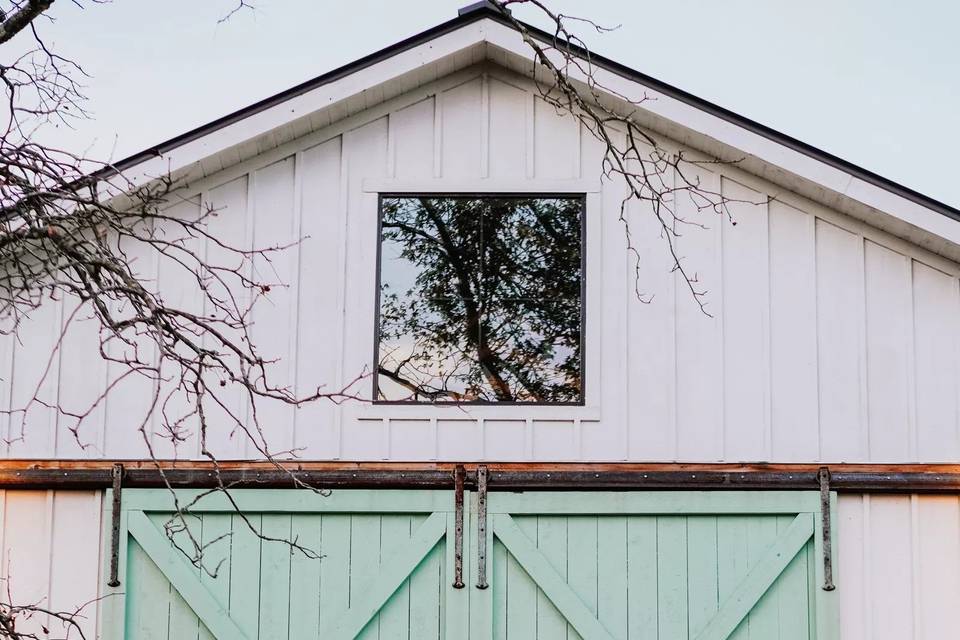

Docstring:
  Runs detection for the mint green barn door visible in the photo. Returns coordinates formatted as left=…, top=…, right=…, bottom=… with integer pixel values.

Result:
left=474, top=491, right=839, bottom=640
left=102, top=489, right=468, bottom=640
left=104, top=489, right=837, bottom=639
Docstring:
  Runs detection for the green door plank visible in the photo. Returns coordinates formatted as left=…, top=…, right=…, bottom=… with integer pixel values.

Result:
left=694, top=513, right=814, bottom=640
left=596, top=516, right=628, bottom=640
left=776, top=515, right=811, bottom=640
left=686, top=516, right=720, bottom=639
left=350, top=514, right=382, bottom=640
left=745, top=516, right=782, bottom=639
left=258, top=515, right=293, bottom=640
left=656, top=516, right=688, bottom=639
left=408, top=514, right=443, bottom=640
left=320, top=511, right=446, bottom=640
left=228, top=513, right=262, bottom=633
left=494, top=514, right=615, bottom=640
left=504, top=516, right=537, bottom=640
left=287, top=514, right=323, bottom=639
left=199, top=514, right=234, bottom=640
left=378, top=514, right=413, bottom=640
left=535, top=516, right=569, bottom=640
left=126, top=510, right=250, bottom=640
left=124, top=538, right=171, bottom=640
left=625, top=516, right=658, bottom=640
left=318, top=514, right=352, bottom=633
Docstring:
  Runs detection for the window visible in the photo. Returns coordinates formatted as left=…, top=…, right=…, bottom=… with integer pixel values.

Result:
left=375, top=195, right=585, bottom=404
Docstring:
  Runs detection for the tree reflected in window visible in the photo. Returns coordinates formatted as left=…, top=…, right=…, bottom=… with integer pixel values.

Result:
left=376, top=195, right=583, bottom=403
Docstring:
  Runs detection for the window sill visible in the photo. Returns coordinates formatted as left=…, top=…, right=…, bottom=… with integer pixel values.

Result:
left=346, top=403, right=601, bottom=422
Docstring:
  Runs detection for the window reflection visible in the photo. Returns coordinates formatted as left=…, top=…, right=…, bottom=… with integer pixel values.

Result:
left=377, top=196, right=583, bottom=403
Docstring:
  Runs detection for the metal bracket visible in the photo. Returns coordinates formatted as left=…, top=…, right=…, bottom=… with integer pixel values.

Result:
left=476, top=465, right=489, bottom=589
left=452, top=465, right=465, bottom=589
left=818, top=466, right=836, bottom=591
left=107, top=463, right=124, bottom=587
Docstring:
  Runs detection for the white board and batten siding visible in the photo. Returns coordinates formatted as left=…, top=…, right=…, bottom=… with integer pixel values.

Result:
left=2, top=65, right=960, bottom=465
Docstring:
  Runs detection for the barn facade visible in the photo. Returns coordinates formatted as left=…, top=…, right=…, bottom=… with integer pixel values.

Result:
left=3, top=4, right=960, bottom=638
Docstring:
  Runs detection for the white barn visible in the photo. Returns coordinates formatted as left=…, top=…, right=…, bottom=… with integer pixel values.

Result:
left=2, top=3, right=959, bottom=638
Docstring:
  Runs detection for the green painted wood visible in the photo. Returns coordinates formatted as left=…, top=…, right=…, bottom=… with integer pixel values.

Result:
left=777, top=515, right=811, bottom=640
left=258, top=515, right=292, bottom=640
left=717, top=515, right=750, bottom=640
left=351, top=514, right=382, bottom=640
left=568, top=516, right=599, bottom=640
left=487, top=491, right=820, bottom=515
left=694, top=513, right=814, bottom=640
left=504, top=516, right=537, bottom=640
left=494, top=513, right=616, bottom=640
left=535, top=516, right=569, bottom=640
left=656, top=516, right=688, bottom=639
left=199, top=514, right=233, bottom=640
left=318, top=514, right=352, bottom=633
left=126, top=511, right=250, bottom=640
left=227, top=513, right=262, bottom=633
left=111, top=488, right=837, bottom=640
left=379, top=515, right=413, bottom=640
left=287, top=514, right=322, bottom=639
left=121, top=488, right=453, bottom=513
left=625, top=516, right=658, bottom=639
left=686, top=516, right=719, bottom=639
left=158, top=513, right=203, bottom=640
left=407, top=514, right=443, bottom=640
left=491, top=538, right=508, bottom=640
left=746, top=516, right=781, bottom=638
left=320, top=511, right=446, bottom=640
left=596, top=516, right=628, bottom=640
left=125, top=538, right=171, bottom=640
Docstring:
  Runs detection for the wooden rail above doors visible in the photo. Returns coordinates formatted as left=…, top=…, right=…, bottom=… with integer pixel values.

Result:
left=1, top=460, right=959, bottom=493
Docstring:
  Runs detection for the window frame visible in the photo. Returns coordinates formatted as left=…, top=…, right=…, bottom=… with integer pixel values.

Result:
left=372, top=192, right=588, bottom=406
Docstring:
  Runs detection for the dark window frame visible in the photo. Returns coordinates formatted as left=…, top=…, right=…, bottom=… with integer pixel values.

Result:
left=372, top=192, right=588, bottom=406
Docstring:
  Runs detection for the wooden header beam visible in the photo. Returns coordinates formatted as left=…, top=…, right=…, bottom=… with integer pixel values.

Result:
left=1, top=461, right=959, bottom=493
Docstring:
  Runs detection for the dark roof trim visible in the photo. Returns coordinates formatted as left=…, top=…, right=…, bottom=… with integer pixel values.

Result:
left=108, top=4, right=960, bottom=223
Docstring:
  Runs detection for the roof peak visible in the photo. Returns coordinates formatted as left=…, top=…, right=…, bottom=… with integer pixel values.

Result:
left=458, top=1, right=509, bottom=17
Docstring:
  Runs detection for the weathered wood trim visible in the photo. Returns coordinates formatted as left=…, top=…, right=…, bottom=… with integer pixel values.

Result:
left=2, top=460, right=959, bottom=492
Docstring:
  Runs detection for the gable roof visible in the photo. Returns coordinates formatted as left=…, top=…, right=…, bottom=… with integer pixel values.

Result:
left=105, top=3, right=960, bottom=260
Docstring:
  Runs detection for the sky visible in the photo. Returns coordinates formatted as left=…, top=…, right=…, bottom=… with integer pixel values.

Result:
left=33, top=0, right=960, bottom=208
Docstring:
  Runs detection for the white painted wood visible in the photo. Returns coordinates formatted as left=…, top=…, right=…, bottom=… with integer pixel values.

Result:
left=816, top=220, right=866, bottom=461
left=836, top=494, right=960, bottom=640
left=674, top=168, right=724, bottom=461
left=0, top=491, right=101, bottom=639
left=2, top=65, right=960, bottom=464
left=912, top=261, right=960, bottom=461
left=864, top=242, right=913, bottom=460
left=768, top=200, right=819, bottom=461
left=720, top=177, right=770, bottom=461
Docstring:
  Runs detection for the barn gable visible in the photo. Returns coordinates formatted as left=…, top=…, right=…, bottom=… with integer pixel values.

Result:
left=4, top=27, right=959, bottom=464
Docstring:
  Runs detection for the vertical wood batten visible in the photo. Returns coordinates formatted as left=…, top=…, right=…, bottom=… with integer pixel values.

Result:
left=721, top=176, right=770, bottom=461
left=768, top=200, right=818, bottom=461
left=674, top=167, right=724, bottom=461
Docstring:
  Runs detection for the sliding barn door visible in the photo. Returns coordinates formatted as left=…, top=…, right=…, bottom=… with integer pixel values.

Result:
left=474, top=491, right=839, bottom=640
left=103, top=489, right=837, bottom=639
left=101, top=489, right=468, bottom=640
